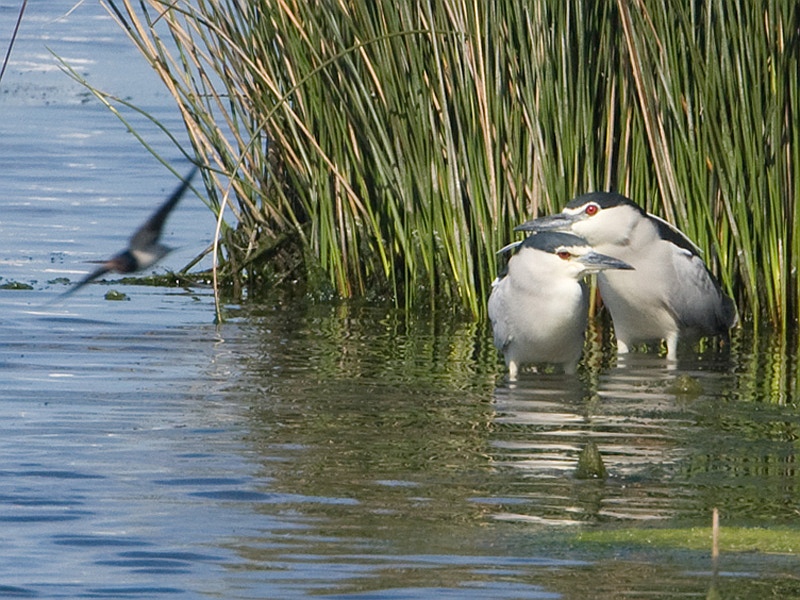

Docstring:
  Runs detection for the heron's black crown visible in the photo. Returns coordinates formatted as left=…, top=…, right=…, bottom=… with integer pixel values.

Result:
left=520, top=231, right=589, bottom=254
left=566, top=191, right=700, bottom=256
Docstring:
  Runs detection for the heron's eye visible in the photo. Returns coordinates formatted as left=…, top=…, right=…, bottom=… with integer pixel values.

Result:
left=584, top=203, right=600, bottom=216
left=556, top=251, right=572, bottom=260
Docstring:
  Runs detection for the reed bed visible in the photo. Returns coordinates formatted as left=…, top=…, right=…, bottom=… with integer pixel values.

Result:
left=101, top=0, right=798, bottom=328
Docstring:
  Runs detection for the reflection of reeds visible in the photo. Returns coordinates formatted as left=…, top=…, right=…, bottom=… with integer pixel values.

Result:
left=101, top=1, right=797, bottom=326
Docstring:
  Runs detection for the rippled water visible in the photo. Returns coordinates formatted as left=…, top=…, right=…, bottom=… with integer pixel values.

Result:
left=1, top=3, right=800, bottom=599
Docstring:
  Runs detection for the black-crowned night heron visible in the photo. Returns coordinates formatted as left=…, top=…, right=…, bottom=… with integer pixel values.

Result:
left=515, top=192, right=737, bottom=359
left=58, top=167, right=197, bottom=299
left=488, top=231, right=633, bottom=379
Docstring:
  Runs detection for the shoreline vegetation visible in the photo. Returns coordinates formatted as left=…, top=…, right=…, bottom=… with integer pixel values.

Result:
left=91, top=1, right=795, bottom=331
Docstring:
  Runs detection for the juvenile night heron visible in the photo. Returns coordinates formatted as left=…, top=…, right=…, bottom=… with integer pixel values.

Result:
left=515, top=192, right=737, bottom=359
left=57, top=167, right=198, bottom=300
left=488, top=231, right=632, bottom=380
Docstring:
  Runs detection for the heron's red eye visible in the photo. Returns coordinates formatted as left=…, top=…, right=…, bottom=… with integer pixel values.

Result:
left=556, top=251, right=571, bottom=260
left=584, top=203, right=600, bottom=216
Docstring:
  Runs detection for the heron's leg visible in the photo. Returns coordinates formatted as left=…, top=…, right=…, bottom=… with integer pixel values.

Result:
left=507, top=361, right=519, bottom=382
left=665, top=333, right=679, bottom=361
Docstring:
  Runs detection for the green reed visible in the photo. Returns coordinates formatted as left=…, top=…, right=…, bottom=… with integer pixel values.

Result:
left=101, top=0, right=797, bottom=326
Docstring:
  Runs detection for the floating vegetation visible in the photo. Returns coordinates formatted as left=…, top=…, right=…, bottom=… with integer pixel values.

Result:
left=90, top=1, right=797, bottom=327
left=113, top=272, right=209, bottom=288
left=574, top=441, right=608, bottom=480
left=49, top=272, right=210, bottom=298
left=0, top=281, right=34, bottom=290
left=666, top=375, right=705, bottom=398
left=104, top=290, right=129, bottom=301
left=578, top=525, right=800, bottom=555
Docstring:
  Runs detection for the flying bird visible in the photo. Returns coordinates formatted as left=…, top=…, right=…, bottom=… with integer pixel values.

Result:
left=56, top=167, right=197, bottom=300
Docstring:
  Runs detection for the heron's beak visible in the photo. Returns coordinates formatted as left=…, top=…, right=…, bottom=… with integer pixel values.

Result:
left=577, top=251, right=633, bottom=274
left=514, top=212, right=579, bottom=233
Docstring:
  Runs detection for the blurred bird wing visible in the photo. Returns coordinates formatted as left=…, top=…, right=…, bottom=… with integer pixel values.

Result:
left=55, top=264, right=111, bottom=301
left=129, top=167, right=197, bottom=251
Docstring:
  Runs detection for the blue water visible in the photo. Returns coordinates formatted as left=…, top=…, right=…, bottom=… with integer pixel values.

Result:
left=1, top=3, right=799, bottom=599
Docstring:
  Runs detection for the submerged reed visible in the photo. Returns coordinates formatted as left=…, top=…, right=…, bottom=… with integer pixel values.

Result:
left=99, top=0, right=797, bottom=327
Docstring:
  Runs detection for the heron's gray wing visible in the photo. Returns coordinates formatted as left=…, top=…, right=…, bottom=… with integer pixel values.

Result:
left=647, top=213, right=703, bottom=256
left=669, top=248, right=736, bottom=334
left=488, top=276, right=513, bottom=351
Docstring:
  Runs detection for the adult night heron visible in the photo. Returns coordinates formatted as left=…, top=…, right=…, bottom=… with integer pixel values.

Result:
left=488, top=231, right=632, bottom=379
left=515, top=192, right=737, bottom=359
